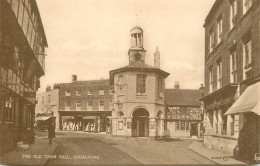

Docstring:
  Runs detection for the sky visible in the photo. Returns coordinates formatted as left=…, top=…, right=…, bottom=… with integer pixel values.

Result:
left=36, top=0, right=215, bottom=93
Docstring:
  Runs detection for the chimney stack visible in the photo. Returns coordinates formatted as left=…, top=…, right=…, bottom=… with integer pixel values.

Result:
left=46, top=85, right=51, bottom=92
left=174, top=81, right=180, bottom=89
left=154, top=46, right=160, bottom=68
left=72, top=75, right=77, bottom=82
left=199, top=84, right=204, bottom=90
left=199, top=84, right=205, bottom=97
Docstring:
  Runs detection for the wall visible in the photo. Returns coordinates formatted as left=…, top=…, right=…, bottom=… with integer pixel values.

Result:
left=59, top=80, right=112, bottom=111
left=203, top=0, right=260, bottom=157
left=167, top=122, right=190, bottom=138
left=112, top=70, right=166, bottom=137
left=204, top=0, right=260, bottom=95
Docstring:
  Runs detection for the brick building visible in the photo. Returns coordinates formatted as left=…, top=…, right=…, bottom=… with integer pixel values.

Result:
left=0, top=0, right=47, bottom=154
left=58, top=76, right=112, bottom=132
left=201, top=0, right=260, bottom=161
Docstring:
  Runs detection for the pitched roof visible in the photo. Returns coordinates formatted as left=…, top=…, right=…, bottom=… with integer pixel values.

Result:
left=109, top=61, right=170, bottom=84
left=117, top=61, right=157, bottom=70
left=165, top=89, right=202, bottom=107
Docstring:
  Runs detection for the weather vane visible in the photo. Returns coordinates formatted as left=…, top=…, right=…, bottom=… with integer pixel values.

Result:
left=135, top=10, right=142, bottom=26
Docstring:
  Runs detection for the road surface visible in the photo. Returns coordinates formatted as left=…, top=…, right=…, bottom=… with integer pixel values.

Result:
left=43, top=131, right=214, bottom=165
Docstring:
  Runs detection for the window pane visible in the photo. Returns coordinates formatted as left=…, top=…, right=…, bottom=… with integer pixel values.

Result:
left=11, top=0, right=19, bottom=17
left=27, top=20, right=33, bottom=44
left=18, top=0, right=24, bottom=26
left=22, top=10, right=29, bottom=36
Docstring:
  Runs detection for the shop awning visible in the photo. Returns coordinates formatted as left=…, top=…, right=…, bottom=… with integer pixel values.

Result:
left=225, top=82, right=260, bottom=115
left=35, top=116, right=51, bottom=121
left=83, top=116, right=96, bottom=119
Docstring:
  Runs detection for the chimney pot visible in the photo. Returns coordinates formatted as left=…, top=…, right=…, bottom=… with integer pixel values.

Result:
left=174, top=81, right=180, bottom=89
left=72, top=75, right=77, bottom=82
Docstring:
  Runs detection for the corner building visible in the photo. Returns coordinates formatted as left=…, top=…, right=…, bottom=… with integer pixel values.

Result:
left=202, top=0, right=260, bottom=162
left=0, top=0, right=47, bottom=154
left=110, top=26, right=170, bottom=138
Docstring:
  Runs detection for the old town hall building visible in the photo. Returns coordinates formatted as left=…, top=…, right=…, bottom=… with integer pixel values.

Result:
left=35, top=26, right=203, bottom=139
left=110, top=26, right=169, bottom=138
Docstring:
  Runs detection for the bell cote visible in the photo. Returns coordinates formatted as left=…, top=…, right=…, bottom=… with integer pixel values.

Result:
left=128, top=26, right=146, bottom=64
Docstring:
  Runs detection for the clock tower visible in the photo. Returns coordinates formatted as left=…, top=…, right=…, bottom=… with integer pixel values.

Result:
left=128, top=26, right=146, bottom=64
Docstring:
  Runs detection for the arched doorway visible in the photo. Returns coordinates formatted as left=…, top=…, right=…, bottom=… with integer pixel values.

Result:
left=132, top=108, right=149, bottom=137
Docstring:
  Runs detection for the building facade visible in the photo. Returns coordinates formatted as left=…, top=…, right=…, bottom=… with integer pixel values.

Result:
left=35, top=85, right=59, bottom=130
left=0, top=0, right=47, bottom=154
left=58, top=76, right=112, bottom=132
left=202, top=0, right=260, bottom=162
left=110, top=26, right=170, bottom=138
left=165, top=88, right=203, bottom=138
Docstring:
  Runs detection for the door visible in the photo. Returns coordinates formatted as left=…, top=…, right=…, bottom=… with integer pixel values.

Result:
left=139, top=118, right=145, bottom=137
left=190, top=123, right=198, bottom=137
left=237, top=113, right=259, bottom=162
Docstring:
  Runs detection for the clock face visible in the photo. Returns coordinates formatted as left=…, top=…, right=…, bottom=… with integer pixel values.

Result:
left=134, top=52, right=142, bottom=61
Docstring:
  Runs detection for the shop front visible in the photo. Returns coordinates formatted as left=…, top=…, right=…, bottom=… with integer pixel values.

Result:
left=225, top=82, right=260, bottom=162
left=58, top=111, right=111, bottom=133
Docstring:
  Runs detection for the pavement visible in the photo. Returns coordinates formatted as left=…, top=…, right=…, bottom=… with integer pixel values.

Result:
left=188, top=140, right=247, bottom=165
left=0, top=131, right=249, bottom=165
left=0, top=137, right=57, bottom=165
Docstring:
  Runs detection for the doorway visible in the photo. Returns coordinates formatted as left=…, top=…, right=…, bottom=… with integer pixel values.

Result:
left=237, top=113, right=259, bottom=162
left=190, top=123, right=198, bottom=137
left=132, top=108, right=149, bottom=137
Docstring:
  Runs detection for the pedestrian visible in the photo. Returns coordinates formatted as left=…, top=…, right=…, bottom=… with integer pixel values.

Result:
left=48, top=122, right=55, bottom=144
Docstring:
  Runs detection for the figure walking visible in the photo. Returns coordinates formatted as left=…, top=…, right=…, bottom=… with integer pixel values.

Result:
left=48, top=122, right=55, bottom=144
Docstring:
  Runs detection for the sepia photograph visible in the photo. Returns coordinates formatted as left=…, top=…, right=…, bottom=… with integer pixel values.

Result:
left=0, top=0, right=260, bottom=165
